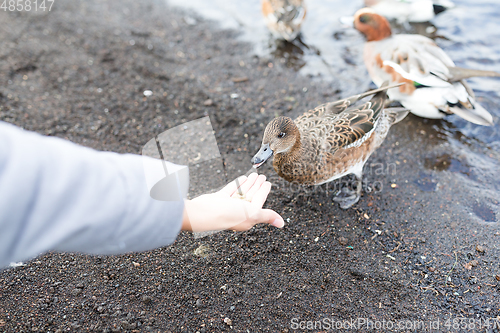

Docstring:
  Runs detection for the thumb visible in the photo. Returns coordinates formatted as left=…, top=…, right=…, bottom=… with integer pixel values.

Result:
left=255, top=209, right=285, bottom=228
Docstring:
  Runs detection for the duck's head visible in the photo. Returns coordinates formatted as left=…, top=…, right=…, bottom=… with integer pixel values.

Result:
left=251, top=116, right=299, bottom=168
left=352, top=8, right=392, bottom=42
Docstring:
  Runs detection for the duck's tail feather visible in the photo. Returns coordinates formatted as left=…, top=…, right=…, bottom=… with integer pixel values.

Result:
left=384, top=107, right=410, bottom=124
left=448, top=99, right=494, bottom=126
left=434, top=0, right=455, bottom=9
left=448, top=66, right=500, bottom=82
left=433, top=4, right=450, bottom=15
left=348, top=82, right=403, bottom=104
left=368, top=81, right=399, bottom=120
left=321, top=82, right=402, bottom=115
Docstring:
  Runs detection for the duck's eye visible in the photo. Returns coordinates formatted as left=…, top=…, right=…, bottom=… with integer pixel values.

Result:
left=359, top=15, right=370, bottom=23
left=278, top=132, right=286, bottom=138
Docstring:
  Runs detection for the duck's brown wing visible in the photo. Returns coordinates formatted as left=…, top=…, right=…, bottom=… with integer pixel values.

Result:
left=295, top=85, right=389, bottom=152
left=300, top=84, right=401, bottom=119
left=325, top=100, right=381, bottom=150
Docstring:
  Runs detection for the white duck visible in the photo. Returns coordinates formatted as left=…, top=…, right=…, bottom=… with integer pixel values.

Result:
left=351, top=8, right=498, bottom=126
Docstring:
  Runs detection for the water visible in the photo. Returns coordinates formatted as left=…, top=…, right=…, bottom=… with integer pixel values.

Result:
left=166, top=0, right=500, bottom=223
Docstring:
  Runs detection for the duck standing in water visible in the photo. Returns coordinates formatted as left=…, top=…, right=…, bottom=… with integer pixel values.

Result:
left=261, top=0, right=306, bottom=41
left=350, top=8, right=499, bottom=126
left=251, top=84, right=408, bottom=209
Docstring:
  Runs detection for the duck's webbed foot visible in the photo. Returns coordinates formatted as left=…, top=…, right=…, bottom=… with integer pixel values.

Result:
left=333, top=176, right=362, bottom=209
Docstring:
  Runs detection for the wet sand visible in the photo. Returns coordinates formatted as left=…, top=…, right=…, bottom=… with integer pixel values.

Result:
left=0, top=0, right=499, bottom=332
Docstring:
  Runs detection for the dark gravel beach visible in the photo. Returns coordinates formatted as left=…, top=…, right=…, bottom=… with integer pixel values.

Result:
left=1, top=0, right=499, bottom=332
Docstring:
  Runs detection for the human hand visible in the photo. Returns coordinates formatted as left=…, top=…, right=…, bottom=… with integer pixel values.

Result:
left=182, top=173, right=284, bottom=232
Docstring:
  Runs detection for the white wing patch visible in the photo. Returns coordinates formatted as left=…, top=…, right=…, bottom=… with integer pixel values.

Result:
left=382, top=60, right=450, bottom=88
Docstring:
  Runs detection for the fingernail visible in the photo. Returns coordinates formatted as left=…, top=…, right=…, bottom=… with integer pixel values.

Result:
left=272, top=218, right=284, bottom=228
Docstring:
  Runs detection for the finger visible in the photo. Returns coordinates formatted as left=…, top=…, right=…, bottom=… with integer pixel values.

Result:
left=234, top=172, right=259, bottom=195
left=250, top=181, right=272, bottom=207
left=254, top=208, right=285, bottom=228
left=220, top=175, right=247, bottom=196
left=245, top=174, right=267, bottom=202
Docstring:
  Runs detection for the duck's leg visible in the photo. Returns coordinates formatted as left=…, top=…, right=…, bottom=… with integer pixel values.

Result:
left=333, top=169, right=363, bottom=209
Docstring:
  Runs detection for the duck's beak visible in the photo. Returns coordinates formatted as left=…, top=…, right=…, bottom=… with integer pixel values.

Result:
left=340, top=16, right=354, bottom=28
left=251, top=143, right=273, bottom=169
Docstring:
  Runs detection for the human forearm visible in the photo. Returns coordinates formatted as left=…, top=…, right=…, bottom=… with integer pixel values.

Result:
left=0, top=122, right=185, bottom=267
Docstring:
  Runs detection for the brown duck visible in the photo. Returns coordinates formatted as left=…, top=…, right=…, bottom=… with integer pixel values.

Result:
left=261, top=0, right=307, bottom=41
left=251, top=83, right=407, bottom=209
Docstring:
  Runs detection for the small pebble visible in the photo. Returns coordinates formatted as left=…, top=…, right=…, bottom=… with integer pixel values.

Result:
left=476, top=245, right=486, bottom=253
left=121, top=321, right=133, bottom=330
left=194, top=245, right=211, bottom=258
left=142, top=295, right=153, bottom=304
left=71, top=288, right=83, bottom=296
left=224, top=317, right=232, bottom=326
left=495, top=274, right=500, bottom=281
left=143, top=90, right=153, bottom=97
left=231, top=76, right=248, bottom=83
left=203, top=99, right=213, bottom=106
left=196, top=299, right=205, bottom=308
left=184, top=16, right=197, bottom=25
left=469, top=260, right=479, bottom=267
left=338, top=237, right=348, bottom=246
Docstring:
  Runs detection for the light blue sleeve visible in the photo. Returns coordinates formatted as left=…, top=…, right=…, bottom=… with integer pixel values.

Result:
left=0, top=121, right=186, bottom=268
